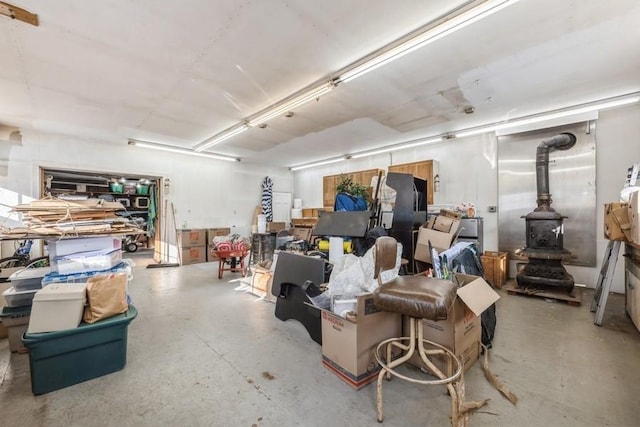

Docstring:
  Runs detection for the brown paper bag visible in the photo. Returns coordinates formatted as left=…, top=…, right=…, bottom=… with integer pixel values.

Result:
left=83, top=273, right=128, bottom=324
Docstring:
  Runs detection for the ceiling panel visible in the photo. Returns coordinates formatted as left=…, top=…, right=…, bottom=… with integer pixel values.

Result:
left=0, top=0, right=638, bottom=167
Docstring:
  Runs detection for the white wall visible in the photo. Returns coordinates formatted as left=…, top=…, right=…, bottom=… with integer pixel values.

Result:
left=293, top=104, right=640, bottom=291
left=0, top=130, right=293, bottom=259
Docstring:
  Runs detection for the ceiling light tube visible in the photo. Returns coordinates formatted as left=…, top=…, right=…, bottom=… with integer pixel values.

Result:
left=289, top=157, right=346, bottom=171
left=494, top=95, right=640, bottom=132
left=350, top=136, right=443, bottom=159
left=337, top=0, right=521, bottom=84
left=128, top=140, right=240, bottom=162
left=193, top=124, right=249, bottom=152
left=248, top=83, right=334, bottom=126
left=454, top=92, right=640, bottom=138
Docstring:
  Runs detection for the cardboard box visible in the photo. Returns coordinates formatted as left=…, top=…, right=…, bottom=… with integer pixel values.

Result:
left=414, top=217, right=461, bottom=264
left=206, top=228, right=231, bottom=244
left=625, top=256, right=640, bottom=332
left=249, top=266, right=276, bottom=302
left=291, top=227, right=312, bottom=242
left=207, top=246, right=219, bottom=262
left=321, top=293, right=402, bottom=390
left=440, top=209, right=462, bottom=220
left=292, top=218, right=318, bottom=227
left=604, top=203, right=631, bottom=241
left=480, top=251, right=509, bottom=289
left=178, top=229, right=207, bottom=248
left=408, top=274, right=499, bottom=375
left=267, top=222, right=286, bottom=232
left=629, top=192, right=640, bottom=244
left=181, top=246, right=207, bottom=265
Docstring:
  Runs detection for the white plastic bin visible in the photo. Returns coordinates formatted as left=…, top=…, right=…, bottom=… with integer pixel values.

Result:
left=2, top=287, right=38, bottom=307
left=9, top=267, right=51, bottom=291
left=27, top=283, right=87, bottom=333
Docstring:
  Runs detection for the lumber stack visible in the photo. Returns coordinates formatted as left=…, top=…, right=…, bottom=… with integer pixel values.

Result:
left=2, top=198, right=144, bottom=238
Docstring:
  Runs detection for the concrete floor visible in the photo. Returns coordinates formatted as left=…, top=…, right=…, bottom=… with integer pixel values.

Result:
left=1, top=254, right=639, bottom=427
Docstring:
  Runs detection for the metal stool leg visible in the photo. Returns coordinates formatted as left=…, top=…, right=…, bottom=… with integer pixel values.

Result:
left=375, top=317, right=462, bottom=425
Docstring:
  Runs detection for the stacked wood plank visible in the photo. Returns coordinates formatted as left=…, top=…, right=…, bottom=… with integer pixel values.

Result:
left=2, top=198, right=144, bottom=238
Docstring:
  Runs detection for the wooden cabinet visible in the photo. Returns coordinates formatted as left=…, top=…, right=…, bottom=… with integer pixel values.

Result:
left=388, top=160, right=437, bottom=205
left=322, top=169, right=385, bottom=209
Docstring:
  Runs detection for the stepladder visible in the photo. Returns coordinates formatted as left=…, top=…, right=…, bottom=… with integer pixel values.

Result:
left=591, top=240, right=622, bottom=325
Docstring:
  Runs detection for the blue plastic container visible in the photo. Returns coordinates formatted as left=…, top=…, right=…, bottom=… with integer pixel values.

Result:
left=22, top=305, right=137, bottom=395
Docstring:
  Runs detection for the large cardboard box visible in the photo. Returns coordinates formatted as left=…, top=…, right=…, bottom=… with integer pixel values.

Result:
left=178, top=229, right=207, bottom=248
left=408, top=274, right=499, bottom=375
left=206, top=228, right=231, bottom=245
left=604, top=202, right=631, bottom=241
left=321, top=293, right=402, bottom=390
left=628, top=192, right=640, bottom=245
left=414, top=217, right=461, bottom=264
left=180, top=246, right=207, bottom=265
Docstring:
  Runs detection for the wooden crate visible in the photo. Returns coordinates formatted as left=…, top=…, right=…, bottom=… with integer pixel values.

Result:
left=481, top=251, right=509, bottom=289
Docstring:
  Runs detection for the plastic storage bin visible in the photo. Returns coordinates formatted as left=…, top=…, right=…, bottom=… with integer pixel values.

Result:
left=9, top=267, right=50, bottom=291
left=52, top=248, right=122, bottom=275
left=0, top=306, right=30, bottom=352
left=27, top=283, right=87, bottom=333
left=22, top=305, right=137, bottom=395
left=2, top=286, right=38, bottom=307
left=42, top=261, right=132, bottom=286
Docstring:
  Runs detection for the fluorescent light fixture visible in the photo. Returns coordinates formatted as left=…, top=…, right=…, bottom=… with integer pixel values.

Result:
left=337, top=0, right=521, bottom=84
left=290, top=91, right=639, bottom=171
left=193, top=124, right=249, bottom=152
left=248, top=83, right=335, bottom=126
left=128, top=139, right=240, bottom=162
left=455, top=92, right=640, bottom=138
left=350, top=136, right=443, bottom=159
left=289, top=157, right=346, bottom=171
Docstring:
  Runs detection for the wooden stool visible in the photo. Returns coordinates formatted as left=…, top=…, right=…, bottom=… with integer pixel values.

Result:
left=372, top=236, right=462, bottom=425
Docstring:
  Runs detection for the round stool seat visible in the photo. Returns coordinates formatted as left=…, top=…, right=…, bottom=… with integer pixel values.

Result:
left=373, top=276, right=457, bottom=321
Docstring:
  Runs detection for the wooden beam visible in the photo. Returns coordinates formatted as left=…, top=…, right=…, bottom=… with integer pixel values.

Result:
left=0, top=2, right=38, bottom=26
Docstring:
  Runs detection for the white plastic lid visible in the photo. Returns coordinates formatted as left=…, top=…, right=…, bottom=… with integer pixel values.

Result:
left=8, top=266, right=52, bottom=281
left=33, top=283, right=87, bottom=302
left=3, top=286, right=38, bottom=297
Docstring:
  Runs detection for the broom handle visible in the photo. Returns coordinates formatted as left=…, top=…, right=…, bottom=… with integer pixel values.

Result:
left=171, top=202, right=182, bottom=266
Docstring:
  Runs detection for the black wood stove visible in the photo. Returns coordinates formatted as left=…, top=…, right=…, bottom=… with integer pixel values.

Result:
left=516, top=133, right=577, bottom=293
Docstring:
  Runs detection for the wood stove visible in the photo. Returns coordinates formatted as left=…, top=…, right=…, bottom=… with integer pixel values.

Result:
left=516, top=133, right=576, bottom=293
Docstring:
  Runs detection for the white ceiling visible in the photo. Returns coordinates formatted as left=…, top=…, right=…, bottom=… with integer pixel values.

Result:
left=1, top=0, right=639, bottom=167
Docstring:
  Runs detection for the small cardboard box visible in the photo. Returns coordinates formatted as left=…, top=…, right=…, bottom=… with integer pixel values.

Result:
left=321, top=293, right=402, bottom=390
left=181, top=246, right=207, bottom=265
left=604, top=203, right=631, bottom=241
left=267, top=222, right=286, bottom=232
left=628, top=192, right=640, bottom=245
left=291, top=227, right=312, bottom=242
left=408, top=274, right=499, bottom=375
left=414, top=218, right=461, bottom=264
left=178, top=229, right=207, bottom=248
left=206, top=228, right=231, bottom=244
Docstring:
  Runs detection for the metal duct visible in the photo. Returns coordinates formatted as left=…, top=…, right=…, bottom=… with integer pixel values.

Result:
left=535, top=133, right=576, bottom=211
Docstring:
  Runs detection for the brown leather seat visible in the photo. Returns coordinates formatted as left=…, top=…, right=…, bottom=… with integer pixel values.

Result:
left=373, top=276, right=456, bottom=320
left=372, top=235, right=456, bottom=320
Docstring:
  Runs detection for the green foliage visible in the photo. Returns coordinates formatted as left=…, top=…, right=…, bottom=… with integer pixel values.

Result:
left=335, top=174, right=369, bottom=199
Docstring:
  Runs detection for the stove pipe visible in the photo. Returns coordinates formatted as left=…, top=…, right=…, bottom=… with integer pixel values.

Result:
left=534, top=133, right=577, bottom=212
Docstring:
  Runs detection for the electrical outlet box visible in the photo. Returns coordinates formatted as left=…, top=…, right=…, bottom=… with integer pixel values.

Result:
left=488, top=206, right=497, bottom=213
